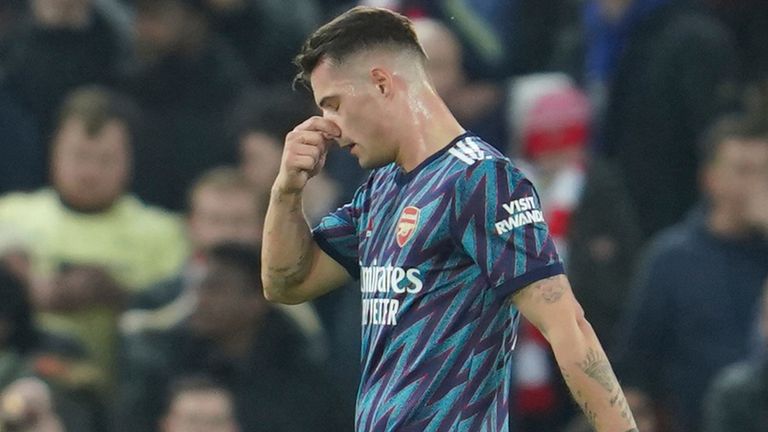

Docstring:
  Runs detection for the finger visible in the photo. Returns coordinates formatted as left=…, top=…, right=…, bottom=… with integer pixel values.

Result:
left=295, top=116, right=341, bottom=138
left=290, top=154, right=321, bottom=172
left=294, top=142, right=322, bottom=160
left=290, top=131, right=329, bottom=155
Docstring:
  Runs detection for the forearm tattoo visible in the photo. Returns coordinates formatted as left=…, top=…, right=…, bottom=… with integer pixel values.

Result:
left=266, top=238, right=311, bottom=287
left=560, top=349, right=636, bottom=429
left=579, top=348, right=617, bottom=393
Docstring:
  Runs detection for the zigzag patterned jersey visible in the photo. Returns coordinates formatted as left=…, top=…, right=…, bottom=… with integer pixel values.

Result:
left=313, top=132, right=564, bottom=432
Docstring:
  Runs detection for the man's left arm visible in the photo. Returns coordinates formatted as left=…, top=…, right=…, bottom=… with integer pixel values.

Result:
left=512, top=274, right=638, bottom=432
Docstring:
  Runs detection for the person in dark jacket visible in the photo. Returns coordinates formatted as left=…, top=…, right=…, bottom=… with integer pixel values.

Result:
left=703, top=278, right=768, bottom=432
left=0, top=0, right=123, bottom=181
left=613, top=115, right=768, bottom=432
left=558, top=0, right=741, bottom=238
left=116, top=243, right=350, bottom=432
left=123, top=0, right=253, bottom=211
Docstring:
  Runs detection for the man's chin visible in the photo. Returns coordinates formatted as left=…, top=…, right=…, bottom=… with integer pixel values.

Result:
left=358, top=157, right=390, bottom=170
left=58, top=194, right=119, bottom=214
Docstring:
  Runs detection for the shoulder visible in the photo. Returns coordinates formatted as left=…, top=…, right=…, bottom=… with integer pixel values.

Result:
left=0, top=188, right=58, bottom=216
left=646, top=210, right=705, bottom=254
left=452, top=145, right=529, bottom=193
left=118, top=195, right=184, bottom=230
left=116, top=196, right=187, bottom=250
left=445, top=134, right=509, bottom=168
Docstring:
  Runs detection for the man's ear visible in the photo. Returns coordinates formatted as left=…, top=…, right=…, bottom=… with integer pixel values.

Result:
left=370, top=68, right=392, bottom=97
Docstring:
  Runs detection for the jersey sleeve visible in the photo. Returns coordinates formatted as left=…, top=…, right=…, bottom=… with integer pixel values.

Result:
left=451, top=159, right=564, bottom=299
left=311, top=179, right=370, bottom=280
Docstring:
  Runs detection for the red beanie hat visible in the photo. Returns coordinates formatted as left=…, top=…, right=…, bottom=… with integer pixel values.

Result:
left=522, top=87, right=591, bottom=159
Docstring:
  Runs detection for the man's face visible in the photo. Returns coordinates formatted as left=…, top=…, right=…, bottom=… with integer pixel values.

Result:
left=310, top=59, right=396, bottom=170
left=188, top=187, right=263, bottom=252
left=188, top=261, right=263, bottom=339
left=52, top=117, right=131, bottom=212
left=134, top=1, right=189, bottom=60
left=162, top=391, right=238, bottom=432
left=704, top=138, right=768, bottom=223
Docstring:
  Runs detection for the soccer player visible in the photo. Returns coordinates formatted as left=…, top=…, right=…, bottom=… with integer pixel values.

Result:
left=262, top=6, right=638, bottom=432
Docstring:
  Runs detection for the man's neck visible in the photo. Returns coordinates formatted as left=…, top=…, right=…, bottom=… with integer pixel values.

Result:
left=57, top=194, right=119, bottom=215
left=395, top=87, right=465, bottom=172
left=707, top=206, right=751, bottom=239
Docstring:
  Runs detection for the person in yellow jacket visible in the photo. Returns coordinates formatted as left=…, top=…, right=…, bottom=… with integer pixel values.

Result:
left=0, top=86, right=188, bottom=391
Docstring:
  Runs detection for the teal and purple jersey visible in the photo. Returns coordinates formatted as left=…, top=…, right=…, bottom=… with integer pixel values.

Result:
left=313, top=133, right=563, bottom=432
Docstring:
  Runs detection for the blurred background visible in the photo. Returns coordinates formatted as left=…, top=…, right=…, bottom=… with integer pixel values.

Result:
left=0, top=0, right=766, bottom=431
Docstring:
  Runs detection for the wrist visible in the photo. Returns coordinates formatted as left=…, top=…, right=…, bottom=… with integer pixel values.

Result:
left=270, top=185, right=304, bottom=208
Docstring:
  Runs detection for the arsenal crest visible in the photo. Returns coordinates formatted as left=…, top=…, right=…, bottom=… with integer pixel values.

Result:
left=396, top=206, right=420, bottom=247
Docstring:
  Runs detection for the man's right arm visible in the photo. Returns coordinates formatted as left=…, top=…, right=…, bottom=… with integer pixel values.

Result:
left=261, top=188, right=350, bottom=304
left=261, top=116, right=351, bottom=304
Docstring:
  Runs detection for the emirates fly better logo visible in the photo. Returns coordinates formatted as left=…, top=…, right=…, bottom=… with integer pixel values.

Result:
left=395, top=206, right=420, bottom=247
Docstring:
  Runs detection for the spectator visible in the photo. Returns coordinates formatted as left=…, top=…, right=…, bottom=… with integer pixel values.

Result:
left=116, top=243, right=350, bottom=432
left=613, top=115, right=768, bottom=432
left=703, top=278, right=768, bottom=432
left=124, top=0, right=253, bottom=210
left=0, top=0, right=123, bottom=143
left=123, top=166, right=326, bottom=360
left=0, top=265, right=103, bottom=432
left=159, top=376, right=240, bottom=432
left=122, top=166, right=264, bottom=333
left=0, top=86, right=188, bottom=389
left=568, top=0, right=740, bottom=238
left=412, top=17, right=509, bottom=151
left=508, top=75, right=642, bottom=430
left=511, top=74, right=642, bottom=347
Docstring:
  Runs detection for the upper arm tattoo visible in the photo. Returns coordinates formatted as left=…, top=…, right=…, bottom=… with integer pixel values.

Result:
left=539, top=279, right=565, bottom=303
left=513, top=275, right=565, bottom=304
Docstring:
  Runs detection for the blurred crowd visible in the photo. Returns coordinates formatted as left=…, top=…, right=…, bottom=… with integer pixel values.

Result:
left=0, top=0, right=766, bottom=431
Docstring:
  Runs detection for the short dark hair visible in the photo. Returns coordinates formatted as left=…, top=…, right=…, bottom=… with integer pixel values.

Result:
left=206, top=243, right=262, bottom=295
left=55, top=85, right=141, bottom=140
left=187, top=166, right=257, bottom=212
left=700, top=113, right=768, bottom=165
left=293, top=6, right=426, bottom=87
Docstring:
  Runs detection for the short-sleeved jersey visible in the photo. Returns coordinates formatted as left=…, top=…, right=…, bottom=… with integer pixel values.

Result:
left=313, top=133, right=563, bottom=432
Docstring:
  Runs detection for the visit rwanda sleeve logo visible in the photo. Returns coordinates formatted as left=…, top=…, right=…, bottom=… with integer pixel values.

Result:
left=495, top=196, right=544, bottom=235
left=396, top=206, right=420, bottom=247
